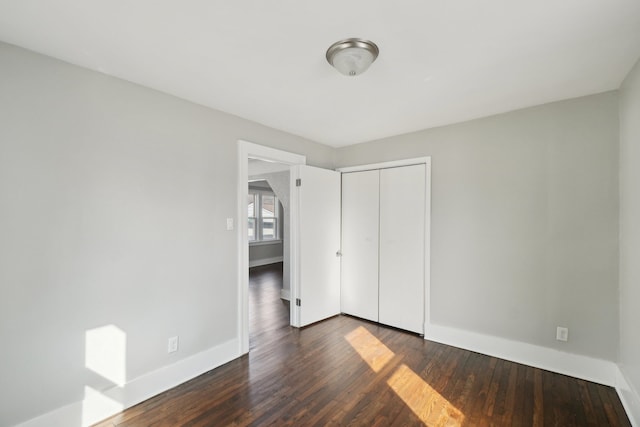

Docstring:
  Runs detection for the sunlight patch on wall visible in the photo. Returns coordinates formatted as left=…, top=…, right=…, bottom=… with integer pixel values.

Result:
left=344, top=326, right=395, bottom=372
left=85, top=325, right=127, bottom=386
left=81, top=385, right=123, bottom=427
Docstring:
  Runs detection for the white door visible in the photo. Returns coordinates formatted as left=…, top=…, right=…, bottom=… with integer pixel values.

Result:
left=296, top=165, right=341, bottom=327
left=379, top=164, right=426, bottom=334
left=341, top=170, right=380, bottom=322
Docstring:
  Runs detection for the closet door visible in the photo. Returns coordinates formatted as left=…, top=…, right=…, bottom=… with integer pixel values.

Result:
left=340, top=170, right=379, bottom=322
left=379, top=164, right=425, bottom=334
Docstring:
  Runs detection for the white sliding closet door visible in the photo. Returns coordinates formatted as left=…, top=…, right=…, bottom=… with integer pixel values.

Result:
left=379, top=164, right=425, bottom=334
left=341, top=170, right=380, bottom=322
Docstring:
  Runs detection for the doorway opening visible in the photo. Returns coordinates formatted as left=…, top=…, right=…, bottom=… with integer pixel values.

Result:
left=247, top=163, right=290, bottom=349
left=237, top=141, right=306, bottom=355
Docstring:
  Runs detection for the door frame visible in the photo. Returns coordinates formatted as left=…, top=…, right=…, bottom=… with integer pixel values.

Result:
left=337, top=157, right=431, bottom=334
left=237, top=140, right=306, bottom=354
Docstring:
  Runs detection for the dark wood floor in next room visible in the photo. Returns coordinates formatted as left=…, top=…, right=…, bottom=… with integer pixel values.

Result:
left=95, top=262, right=631, bottom=426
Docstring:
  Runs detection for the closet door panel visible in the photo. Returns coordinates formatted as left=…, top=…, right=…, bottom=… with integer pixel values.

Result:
left=341, top=170, right=379, bottom=322
left=379, top=165, right=425, bottom=334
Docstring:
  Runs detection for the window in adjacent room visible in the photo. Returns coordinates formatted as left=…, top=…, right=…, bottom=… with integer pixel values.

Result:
left=248, top=190, right=279, bottom=242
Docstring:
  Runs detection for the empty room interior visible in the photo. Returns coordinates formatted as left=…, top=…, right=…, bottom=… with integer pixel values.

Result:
left=1, top=1, right=640, bottom=426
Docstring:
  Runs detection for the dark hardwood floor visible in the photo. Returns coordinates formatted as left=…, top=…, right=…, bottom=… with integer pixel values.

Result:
left=247, top=263, right=291, bottom=352
left=95, top=263, right=631, bottom=426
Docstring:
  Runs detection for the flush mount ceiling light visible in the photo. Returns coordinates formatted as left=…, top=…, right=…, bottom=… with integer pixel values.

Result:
left=326, top=38, right=379, bottom=76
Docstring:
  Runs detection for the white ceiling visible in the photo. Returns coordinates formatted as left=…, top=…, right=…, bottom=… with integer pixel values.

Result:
left=1, top=1, right=639, bottom=147
left=248, top=158, right=290, bottom=176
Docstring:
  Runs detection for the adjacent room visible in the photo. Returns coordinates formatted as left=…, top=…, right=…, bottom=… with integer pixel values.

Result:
left=1, top=1, right=640, bottom=426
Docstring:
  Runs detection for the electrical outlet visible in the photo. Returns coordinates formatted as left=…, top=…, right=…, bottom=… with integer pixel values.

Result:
left=226, top=218, right=234, bottom=230
left=168, top=336, right=179, bottom=353
left=556, top=327, right=568, bottom=342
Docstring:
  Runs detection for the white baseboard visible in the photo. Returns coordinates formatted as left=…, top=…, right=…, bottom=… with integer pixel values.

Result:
left=12, top=402, right=80, bottom=427
left=616, top=366, right=640, bottom=427
left=249, top=256, right=283, bottom=268
left=425, top=323, right=617, bottom=386
left=280, top=289, right=290, bottom=301
left=17, top=323, right=638, bottom=427
left=15, top=338, right=240, bottom=427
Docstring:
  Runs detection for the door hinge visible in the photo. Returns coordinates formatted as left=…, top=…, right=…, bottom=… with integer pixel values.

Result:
left=296, top=298, right=301, bottom=306
left=296, top=178, right=301, bottom=187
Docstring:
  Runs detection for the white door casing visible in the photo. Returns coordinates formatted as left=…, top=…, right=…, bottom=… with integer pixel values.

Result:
left=237, top=141, right=305, bottom=354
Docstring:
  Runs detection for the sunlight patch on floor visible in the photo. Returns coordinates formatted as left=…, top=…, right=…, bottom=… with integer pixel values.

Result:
left=344, top=326, right=395, bottom=372
left=387, top=363, right=464, bottom=426
left=345, top=326, right=464, bottom=425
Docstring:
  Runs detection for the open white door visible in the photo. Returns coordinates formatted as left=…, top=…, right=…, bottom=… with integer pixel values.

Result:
left=292, top=165, right=341, bottom=327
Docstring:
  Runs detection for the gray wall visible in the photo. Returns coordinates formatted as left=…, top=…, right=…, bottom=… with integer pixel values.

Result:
left=0, top=42, right=333, bottom=426
left=248, top=241, right=283, bottom=263
left=335, top=92, right=620, bottom=361
left=619, top=57, right=640, bottom=413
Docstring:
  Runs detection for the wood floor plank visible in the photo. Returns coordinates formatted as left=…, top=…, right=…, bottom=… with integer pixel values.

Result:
left=94, top=263, right=632, bottom=426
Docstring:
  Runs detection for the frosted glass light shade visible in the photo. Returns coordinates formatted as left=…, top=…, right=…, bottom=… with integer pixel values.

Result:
left=326, top=38, right=379, bottom=76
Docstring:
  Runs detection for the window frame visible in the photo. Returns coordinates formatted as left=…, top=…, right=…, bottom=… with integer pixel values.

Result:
left=247, top=188, right=281, bottom=243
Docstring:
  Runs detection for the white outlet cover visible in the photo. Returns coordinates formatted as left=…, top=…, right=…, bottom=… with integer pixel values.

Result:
left=226, top=218, right=234, bottom=230
left=168, top=336, right=179, bottom=353
left=556, top=327, right=569, bottom=342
